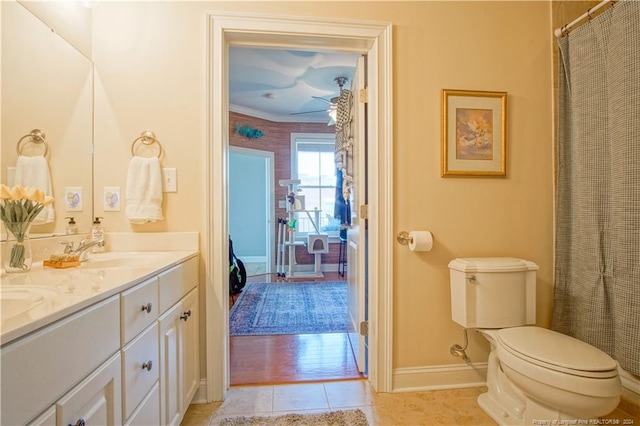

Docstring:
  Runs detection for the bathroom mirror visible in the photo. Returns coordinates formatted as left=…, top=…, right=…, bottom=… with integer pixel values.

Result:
left=1, top=1, right=94, bottom=238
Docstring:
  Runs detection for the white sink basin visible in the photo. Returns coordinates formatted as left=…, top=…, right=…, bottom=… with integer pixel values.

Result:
left=0, top=286, right=60, bottom=322
left=80, top=252, right=174, bottom=269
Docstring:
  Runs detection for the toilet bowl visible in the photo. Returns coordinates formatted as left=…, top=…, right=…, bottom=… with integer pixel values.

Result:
left=479, top=327, right=621, bottom=424
left=448, top=258, right=622, bottom=425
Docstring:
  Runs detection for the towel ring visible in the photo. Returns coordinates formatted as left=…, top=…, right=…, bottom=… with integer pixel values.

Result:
left=131, top=131, right=163, bottom=158
left=16, top=129, right=49, bottom=156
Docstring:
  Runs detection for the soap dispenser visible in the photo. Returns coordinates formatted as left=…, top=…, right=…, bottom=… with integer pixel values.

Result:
left=91, top=217, right=105, bottom=253
left=65, top=217, right=78, bottom=235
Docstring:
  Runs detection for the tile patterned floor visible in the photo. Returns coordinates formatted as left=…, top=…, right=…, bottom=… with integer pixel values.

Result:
left=181, top=381, right=497, bottom=425
left=181, top=380, right=639, bottom=426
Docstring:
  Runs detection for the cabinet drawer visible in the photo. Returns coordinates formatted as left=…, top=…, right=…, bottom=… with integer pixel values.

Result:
left=121, top=277, right=159, bottom=344
left=159, top=256, right=198, bottom=313
left=0, top=295, right=120, bottom=426
left=122, top=322, right=159, bottom=421
left=125, top=381, right=160, bottom=426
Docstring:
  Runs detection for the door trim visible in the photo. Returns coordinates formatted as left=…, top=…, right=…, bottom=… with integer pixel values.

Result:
left=206, top=12, right=394, bottom=401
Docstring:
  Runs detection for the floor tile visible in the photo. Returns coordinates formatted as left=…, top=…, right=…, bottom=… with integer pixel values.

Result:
left=213, top=385, right=273, bottom=416
left=272, top=383, right=329, bottom=412
left=325, top=380, right=374, bottom=408
left=183, top=381, right=637, bottom=426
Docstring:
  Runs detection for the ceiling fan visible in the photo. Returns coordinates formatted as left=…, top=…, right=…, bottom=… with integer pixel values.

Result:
left=291, top=76, right=348, bottom=125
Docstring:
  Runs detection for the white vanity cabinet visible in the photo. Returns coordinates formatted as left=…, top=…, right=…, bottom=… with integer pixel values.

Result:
left=157, top=259, right=199, bottom=426
left=120, top=277, right=161, bottom=425
left=1, top=295, right=121, bottom=426
left=122, top=256, right=199, bottom=426
left=0, top=253, right=199, bottom=426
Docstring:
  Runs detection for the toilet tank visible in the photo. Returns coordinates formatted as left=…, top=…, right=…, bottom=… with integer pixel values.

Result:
left=448, top=257, right=538, bottom=328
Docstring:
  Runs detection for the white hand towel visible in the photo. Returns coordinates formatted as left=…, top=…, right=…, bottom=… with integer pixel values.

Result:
left=14, top=155, right=54, bottom=224
left=126, top=156, right=164, bottom=224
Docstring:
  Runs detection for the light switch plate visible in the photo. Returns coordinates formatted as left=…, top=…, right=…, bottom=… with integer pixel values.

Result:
left=65, top=186, right=83, bottom=212
left=104, top=186, right=120, bottom=211
left=162, top=168, right=177, bottom=192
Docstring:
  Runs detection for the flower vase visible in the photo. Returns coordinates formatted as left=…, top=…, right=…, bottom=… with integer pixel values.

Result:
left=3, top=221, right=33, bottom=273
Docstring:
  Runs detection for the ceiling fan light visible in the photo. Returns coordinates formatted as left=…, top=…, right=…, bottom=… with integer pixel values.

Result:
left=328, top=108, right=337, bottom=121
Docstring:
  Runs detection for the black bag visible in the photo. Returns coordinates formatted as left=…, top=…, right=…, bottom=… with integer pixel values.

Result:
left=229, top=237, right=247, bottom=296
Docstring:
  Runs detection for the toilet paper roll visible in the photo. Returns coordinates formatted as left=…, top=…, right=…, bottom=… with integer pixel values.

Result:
left=408, top=231, right=433, bottom=252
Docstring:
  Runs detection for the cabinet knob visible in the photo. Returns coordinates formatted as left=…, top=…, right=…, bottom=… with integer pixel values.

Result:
left=142, top=360, right=153, bottom=371
left=141, top=302, right=153, bottom=313
left=180, top=310, right=192, bottom=321
left=69, top=419, right=85, bottom=426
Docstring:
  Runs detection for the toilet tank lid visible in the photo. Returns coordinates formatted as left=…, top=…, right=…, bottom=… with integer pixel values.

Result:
left=448, top=257, right=539, bottom=273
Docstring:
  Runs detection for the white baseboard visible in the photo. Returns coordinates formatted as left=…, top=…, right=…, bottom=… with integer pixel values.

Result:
left=392, top=363, right=488, bottom=393
left=293, top=263, right=339, bottom=273
left=239, top=256, right=267, bottom=263
left=190, top=379, right=209, bottom=404
left=242, top=260, right=340, bottom=273
left=392, top=362, right=639, bottom=409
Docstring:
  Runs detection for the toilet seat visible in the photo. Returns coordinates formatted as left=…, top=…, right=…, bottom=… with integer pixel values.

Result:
left=496, top=326, right=618, bottom=378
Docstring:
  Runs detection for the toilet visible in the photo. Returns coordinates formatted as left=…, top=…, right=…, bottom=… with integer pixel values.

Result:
left=448, top=257, right=621, bottom=425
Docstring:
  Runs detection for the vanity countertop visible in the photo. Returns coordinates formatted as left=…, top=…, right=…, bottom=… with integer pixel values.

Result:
left=0, top=250, right=198, bottom=346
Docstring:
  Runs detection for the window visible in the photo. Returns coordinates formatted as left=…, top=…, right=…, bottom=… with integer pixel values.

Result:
left=291, top=133, right=339, bottom=236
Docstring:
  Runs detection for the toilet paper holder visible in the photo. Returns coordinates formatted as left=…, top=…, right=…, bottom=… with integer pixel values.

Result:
left=396, top=231, right=413, bottom=245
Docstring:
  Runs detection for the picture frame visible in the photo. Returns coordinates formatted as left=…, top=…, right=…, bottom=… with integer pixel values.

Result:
left=441, top=89, right=507, bottom=177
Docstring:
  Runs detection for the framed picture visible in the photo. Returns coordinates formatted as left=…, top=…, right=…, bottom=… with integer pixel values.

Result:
left=441, top=89, right=507, bottom=177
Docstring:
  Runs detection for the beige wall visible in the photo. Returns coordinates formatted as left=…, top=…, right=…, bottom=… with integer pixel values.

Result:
left=91, top=1, right=553, bottom=377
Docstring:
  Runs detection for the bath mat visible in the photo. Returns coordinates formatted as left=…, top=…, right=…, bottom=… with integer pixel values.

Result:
left=216, top=409, right=369, bottom=425
left=229, top=281, right=349, bottom=336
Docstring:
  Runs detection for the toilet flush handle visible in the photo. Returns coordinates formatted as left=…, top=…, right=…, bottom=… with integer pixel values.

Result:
left=467, top=275, right=477, bottom=283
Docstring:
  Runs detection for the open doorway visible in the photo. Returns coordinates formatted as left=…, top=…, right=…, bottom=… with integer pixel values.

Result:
left=206, top=12, right=393, bottom=401
left=226, top=46, right=362, bottom=384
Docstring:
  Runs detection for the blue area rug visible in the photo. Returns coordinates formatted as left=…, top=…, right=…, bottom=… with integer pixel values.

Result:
left=229, top=281, right=349, bottom=336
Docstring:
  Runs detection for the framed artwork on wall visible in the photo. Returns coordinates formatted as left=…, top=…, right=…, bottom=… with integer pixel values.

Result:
left=441, top=89, right=507, bottom=177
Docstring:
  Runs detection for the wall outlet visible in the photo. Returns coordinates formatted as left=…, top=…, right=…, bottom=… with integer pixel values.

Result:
left=65, top=186, right=83, bottom=212
left=104, top=186, right=120, bottom=211
left=162, top=168, right=177, bottom=192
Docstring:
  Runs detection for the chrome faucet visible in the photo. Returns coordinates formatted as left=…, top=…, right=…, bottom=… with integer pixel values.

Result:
left=60, top=238, right=105, bottom=262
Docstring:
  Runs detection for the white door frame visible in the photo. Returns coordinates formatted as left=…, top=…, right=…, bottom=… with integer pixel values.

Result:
left=228, top=146, right=275, bottom=273
left=205, top=12, right=394, bottom=401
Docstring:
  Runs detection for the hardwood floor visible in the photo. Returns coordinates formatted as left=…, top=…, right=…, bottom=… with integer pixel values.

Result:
left=229, top=271, right=363, bottom=385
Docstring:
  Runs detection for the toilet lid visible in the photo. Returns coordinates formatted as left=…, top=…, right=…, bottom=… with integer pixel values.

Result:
left=497, top=327, right=618, bottom=377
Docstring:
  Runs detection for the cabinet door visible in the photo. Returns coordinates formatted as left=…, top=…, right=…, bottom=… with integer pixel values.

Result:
left=181, top=288, right=199, bottom=407
left=159, top=303, right=183, bottom=426
left=56, top=352, right=122, bottom=426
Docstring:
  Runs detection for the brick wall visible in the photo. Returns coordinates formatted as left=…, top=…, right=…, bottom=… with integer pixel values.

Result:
left=229, top=112, right=343, bottom=266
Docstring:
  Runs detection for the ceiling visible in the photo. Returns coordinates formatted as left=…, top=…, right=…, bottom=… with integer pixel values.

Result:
left=228, top=47, right=359, bottom=124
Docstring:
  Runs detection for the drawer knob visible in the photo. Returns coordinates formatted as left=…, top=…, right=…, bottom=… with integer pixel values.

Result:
left=141, top=302, right=153, bottom=313
left=180, top=310, right=192, bottom=321
left=142, top=360, right=153, bottom=371
left=69, top=419, right=85, bottom=426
